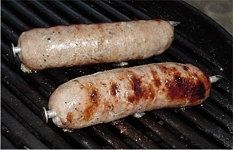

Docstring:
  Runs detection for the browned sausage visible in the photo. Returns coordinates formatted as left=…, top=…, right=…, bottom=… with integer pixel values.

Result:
left=12, top=19, right=174, bottom=72
left=44, top=62, right=214, bottom=130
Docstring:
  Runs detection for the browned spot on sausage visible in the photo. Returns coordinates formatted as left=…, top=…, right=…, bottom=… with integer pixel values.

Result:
left=92, top=24, right=102, bottom=31
left=127, top=96, right=135, bottom=103
left=155, top=79, right=161, bottom=87
left=127, top=74, right=143, bottom=103
left=104, top=102, right=114, bottom=111
left=100, top=82, right=107, bottom=87
left=72, top=79, right=85, bottom=89
left=126, top=70, right=158, bottom=104
left=54, top=26, right=60, bottom=32
left=115, top=22, right=121, bottom=26
left=169, top=66, right=178, bottom=73
left=150, top=70, right=161, bottom=87
left=97, top=24, right=104, bottom=32
left=75, top=24, right=81, bottom=30
left=61, top=121, right=66, bottom=125
left=131, top=76, right=142, bottom=97
left=153, top=19, right=162, bottom=23
left=71, top=53, right=78, bottom=63
left=83, top=99, right=99, bottom=122
left=193, top=73, right=198, bottom=78
left=143, top=83, right=156, bottom=100
left=83, top=105, right=94, bottom=122
left=183, top=65, right=189, bottom=71
left=91, top=89, right=98, bottom=103
left=174, top=74, right=182, bottom=85
left=159, top=65, right=168, bottom=73
left=166, top=73, right=206, bottom=104
left=107, top=104, right=113, bottom=110
left=73, top=79, right=79, bottom=83
left=189, top=81, right=206, bottom=102
left=159, top=65, right=177, bottom=74
left=82, top=88, right=100, bottom=121
left=66, top=112, right=73, bottom=123
left=111, top=83, right=118, bottom=96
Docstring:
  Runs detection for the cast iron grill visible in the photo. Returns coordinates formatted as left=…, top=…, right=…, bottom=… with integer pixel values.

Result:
left=1, top=0, right=232, bottom=149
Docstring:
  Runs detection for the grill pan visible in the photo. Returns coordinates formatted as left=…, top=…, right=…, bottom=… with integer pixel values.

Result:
left=1, top=0, right=232, bottom=149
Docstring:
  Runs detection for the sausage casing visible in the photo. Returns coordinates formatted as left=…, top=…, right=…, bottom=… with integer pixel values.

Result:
left=16, top=20, right=174, bottom=71
left=48, top=62, right=211, bottom=129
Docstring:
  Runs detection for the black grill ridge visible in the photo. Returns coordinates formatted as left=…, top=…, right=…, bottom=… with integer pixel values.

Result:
left=1, top=0, right=232, bottom=149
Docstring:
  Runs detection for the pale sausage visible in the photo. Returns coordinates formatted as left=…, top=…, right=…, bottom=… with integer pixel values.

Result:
left=13, top=20, right=174, bottom=72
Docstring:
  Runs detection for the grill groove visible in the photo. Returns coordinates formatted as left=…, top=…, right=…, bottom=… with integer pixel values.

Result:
left=151, top=110, right=218, bottom=148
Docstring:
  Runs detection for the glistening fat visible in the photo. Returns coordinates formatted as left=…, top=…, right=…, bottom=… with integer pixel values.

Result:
left=12, top=19, right=174, bottom=73
left=43, top=62, right=221, bottom=131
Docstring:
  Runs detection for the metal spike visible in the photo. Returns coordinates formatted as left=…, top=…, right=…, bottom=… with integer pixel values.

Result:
left=11, top=43, right=21, bottom=57
left=209, top=75, right=223, bottom=83
left=169, top=21, right=180, bottom=26
left=43, top=107, right=57, bottom=123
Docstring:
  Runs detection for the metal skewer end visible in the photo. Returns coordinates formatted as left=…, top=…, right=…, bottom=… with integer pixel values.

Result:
left=169, top=21, right=180, bottom=26
left=43, top=107, right=57, bottom=123
left=209, top=75, right=223, bottom=83
left=11, top=43, right=21, bottom=57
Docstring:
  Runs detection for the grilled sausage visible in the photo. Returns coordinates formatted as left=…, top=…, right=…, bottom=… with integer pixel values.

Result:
left=45, top=62, right=212, bottom=130
left=12, top=19, right=174, bottom=72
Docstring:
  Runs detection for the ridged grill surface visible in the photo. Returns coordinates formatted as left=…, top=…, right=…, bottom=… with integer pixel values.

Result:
left=1, top=0, right=232, bottom=149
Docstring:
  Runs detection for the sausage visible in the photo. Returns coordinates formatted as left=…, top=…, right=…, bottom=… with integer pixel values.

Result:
left=44, top=62, right=215, bottom=130
left=12, top=19, right=174, bottom=72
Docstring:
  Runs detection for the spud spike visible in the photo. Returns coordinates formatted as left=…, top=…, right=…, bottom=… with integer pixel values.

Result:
left=43, top=107, right=57, bottom=123
left=209, top=75, right=223, bottom=83
left=12, top=43, right=21, bottom=57
left=169, top=21, right=180, bottom=26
